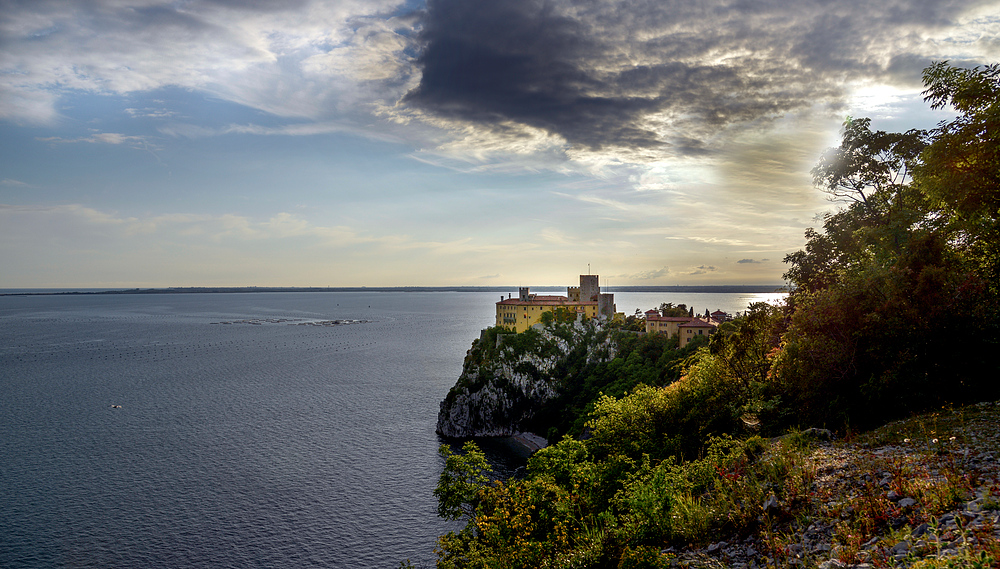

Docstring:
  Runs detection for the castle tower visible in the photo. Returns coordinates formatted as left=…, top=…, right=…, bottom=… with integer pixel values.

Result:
left=579, top=275, right=600, bottom=302
left=598, top=293, right=616, bottom=318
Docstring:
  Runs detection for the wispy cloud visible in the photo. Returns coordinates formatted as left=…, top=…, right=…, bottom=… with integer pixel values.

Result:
left=36, top=132, right=157, bottom=148
left=627, top=267, right=671, bottom=280
left=0, top=0, right=408, bottom=125
left=125, top=107, right=177, bottom=119
left=690, top=265, right=718, bottom=275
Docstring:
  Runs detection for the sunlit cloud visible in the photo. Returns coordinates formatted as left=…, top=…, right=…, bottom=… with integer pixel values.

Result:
left=0, top=0, right=407, bottom=125
left=627, top=267, right=671, bottom=281
left=690, top=265, right=718, bottom=275
left=1, top=0, right=996, bottom=287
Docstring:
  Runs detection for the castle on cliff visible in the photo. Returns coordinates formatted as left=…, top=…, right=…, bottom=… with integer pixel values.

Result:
left=495, top=275, right=616, bottom=333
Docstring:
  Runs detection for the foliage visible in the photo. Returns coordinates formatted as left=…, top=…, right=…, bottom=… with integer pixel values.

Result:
left=784, top=118, right=929, bottom=294
left=812, top=116, right=926, bottom=209
left=607, top=311, right=645, bottom=331
left=657, top=303, right=690, bottom=317
left=777, top=60, right=1000, bottom=430
left=526, top=328, right=702, bottom=441
left=585, top=369, right=737, bottom=462
left=434, top=434, right=796, bottom=569
left=541, top=307, right=582, bottom=326
left=435, top=441, right=492, bottom=521
left=433, top=61, right=1000, bottom=568
left=916, top=62, right=1000, bottom=291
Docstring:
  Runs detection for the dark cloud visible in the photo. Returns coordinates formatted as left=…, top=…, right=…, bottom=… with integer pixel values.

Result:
left=404, top=0, right=662, bottom=149
left=404, top=0, right=985, bottom=153
left=201, top=0, right=311, bottom=10
left=737, top=258, right=760, bottom=264
left=124, top=5, right=217, bottom=32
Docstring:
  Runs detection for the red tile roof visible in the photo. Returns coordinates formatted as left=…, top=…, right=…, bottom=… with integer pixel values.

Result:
left=679, top=318, right=718, bottom=328
left=497, top=297, right=597, bottom=307
left=646, top=315, right=697, bottom=322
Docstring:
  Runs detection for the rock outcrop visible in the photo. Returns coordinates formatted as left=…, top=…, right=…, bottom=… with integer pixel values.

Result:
left=436, top=322, right=615, bottom=438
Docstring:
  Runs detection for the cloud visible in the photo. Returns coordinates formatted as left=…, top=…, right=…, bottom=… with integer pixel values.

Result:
left=0, top=0, right=408, bottom=125
left=627, top=267, right=671, bottom=280
left=2, top=0, right=993, bottom=170
left=669, top=235, right=756, bottom=247
left=737, top=258, right=761, bottom=264
left=0, top=84, right=60, bottom=125
left=1, top=0, right=997, bottom=289
left=125, top=107, right=178, bottom=119
left=36, top=133, right=155, bottom=148
left=403, top=0, right=994, bottom=156
left=0, top=203, right=627, bottom=286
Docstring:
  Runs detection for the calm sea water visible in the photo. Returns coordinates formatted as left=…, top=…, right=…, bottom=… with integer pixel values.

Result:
left=0, top=291, right=782, bottom=568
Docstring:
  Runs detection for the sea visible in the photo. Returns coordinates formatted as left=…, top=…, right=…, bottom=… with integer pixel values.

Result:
left=0, top=290, right=784, bottom=568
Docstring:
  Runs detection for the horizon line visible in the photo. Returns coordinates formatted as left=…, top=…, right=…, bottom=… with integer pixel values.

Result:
left=1, top=284, right=789, bottom=296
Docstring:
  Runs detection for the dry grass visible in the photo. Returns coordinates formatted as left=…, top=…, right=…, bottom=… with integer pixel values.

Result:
left=666, top=401, right=1000, bottom=568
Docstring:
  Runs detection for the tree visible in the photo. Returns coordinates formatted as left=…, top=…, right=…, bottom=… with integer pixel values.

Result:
left=540, top=306, right=580, bottom=325
left=811, top=117, right=926, bottom=213
left=434, top=442, right=492, bottom=521
left=775, top=61, right=1000, bottom=429
left=785, top=118, right=928, bottom=293
left=659, top=302, right=689, bottom=317
left=708, top=302, right=781, bottom=389
left=916, top=61, right=1000, bottom=289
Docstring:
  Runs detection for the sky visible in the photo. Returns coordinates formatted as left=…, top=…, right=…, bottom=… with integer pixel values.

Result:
left=1, top=0, right=997, bottom=288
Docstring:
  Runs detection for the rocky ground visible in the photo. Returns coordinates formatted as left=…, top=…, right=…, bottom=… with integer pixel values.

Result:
left=665, top=401, right=1000, bottom=568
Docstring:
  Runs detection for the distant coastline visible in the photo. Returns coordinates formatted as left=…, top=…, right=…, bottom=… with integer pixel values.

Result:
left=0, top=285, right=787, bottom=297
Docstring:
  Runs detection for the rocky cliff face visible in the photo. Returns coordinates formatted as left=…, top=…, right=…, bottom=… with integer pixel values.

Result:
left=436, top=322, right=616, bottom=438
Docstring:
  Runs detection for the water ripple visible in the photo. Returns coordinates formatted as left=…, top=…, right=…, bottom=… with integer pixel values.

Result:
left=0, top=292, right=498, bottom=568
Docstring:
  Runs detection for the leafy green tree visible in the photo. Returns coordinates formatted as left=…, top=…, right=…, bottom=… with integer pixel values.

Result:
left=775, top=61, right=1000, bottom=429
left=530, top=330, right=692, bottom=440
left=785, top=118, right=927, bottom=293
left=585, top=351, right=749, bottom=462
left=611, top=312, right=645, bottom=331
left=540, top=306, right=580, bottom=325
left=916, top=61, right=1000, bottom=289
left=658, top=303, right=689, bottom=317
left=435, top=441, right=492, bottom=521
left=812, top=117, right=926, bottom=212
left=710, top=303, right=782, bottom=384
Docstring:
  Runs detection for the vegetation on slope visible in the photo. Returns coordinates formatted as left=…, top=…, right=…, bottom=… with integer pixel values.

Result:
left=439, top=319, right=708, bottom=440
left=429, top=62, right=1000, bottom=569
